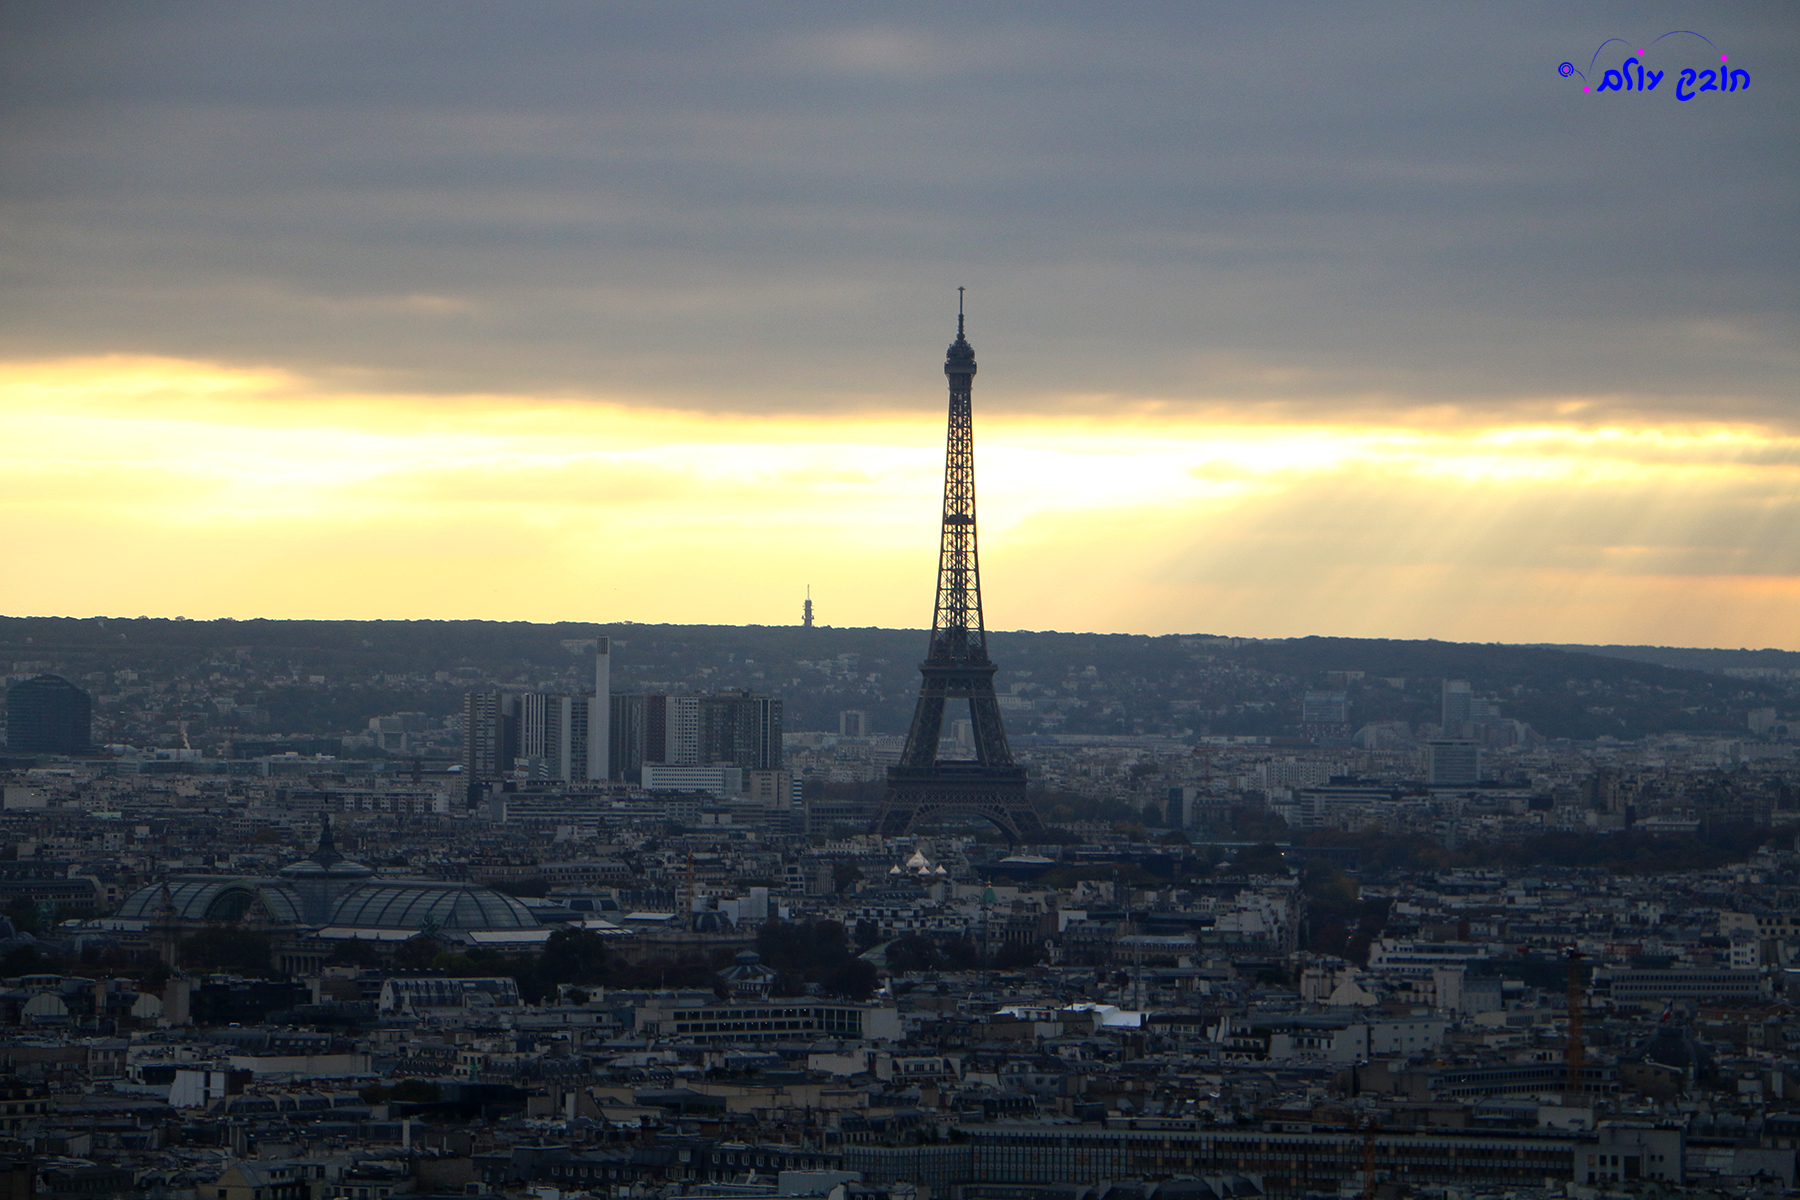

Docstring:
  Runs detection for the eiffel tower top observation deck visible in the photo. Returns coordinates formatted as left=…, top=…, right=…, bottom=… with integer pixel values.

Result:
left=872, top=296, right=1043, bottom=842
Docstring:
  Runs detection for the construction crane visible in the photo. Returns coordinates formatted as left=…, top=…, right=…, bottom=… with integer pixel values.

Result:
left=1566, top=947, right=1585, bottom=1095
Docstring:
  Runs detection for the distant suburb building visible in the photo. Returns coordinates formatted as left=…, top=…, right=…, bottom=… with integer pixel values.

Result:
left=5, top=674, right=91, bottom=755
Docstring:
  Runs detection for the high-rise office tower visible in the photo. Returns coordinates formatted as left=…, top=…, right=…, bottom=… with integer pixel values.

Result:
left=462, top=689, right=516, bottom=787
left=1427, top=739, right=1482, bottom=785
left=569, top=694, right=592, bottom=782
left=5, top=674, right=91, bottom=754
left=466, top=689, right=590, bottom=785
left=463, top=638, right=612, bottom=787
left=619, top=694, right=700, bottom=769
left=1302, top=690, right=1348, bottom=725
left=516, top=692, right=591, bottom=781
left=607, top=689, right=782, bottom=780
left=609, top=692, right=648, bottom=782
left=1441, top=679, right=1474, bottom=728
left=1301, top=688, right=1351, bottom=744
left=589, top=637, right=610, bottom=782
left=701, top=690, right=783, bottom=772
left=665, top=695, right=702, bottom=764
left=515, top=692, right=557, bottom=774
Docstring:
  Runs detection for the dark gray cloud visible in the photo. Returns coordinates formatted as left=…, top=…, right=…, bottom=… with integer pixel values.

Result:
left=1, top=1, right=1795, bottom=418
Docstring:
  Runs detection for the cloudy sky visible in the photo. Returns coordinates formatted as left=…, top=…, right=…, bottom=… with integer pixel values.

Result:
left=2, top=2, right=1796, bottom=646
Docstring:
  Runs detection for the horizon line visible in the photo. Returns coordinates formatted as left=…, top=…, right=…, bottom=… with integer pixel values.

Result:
left=1, top=612, right=1795, bottom=656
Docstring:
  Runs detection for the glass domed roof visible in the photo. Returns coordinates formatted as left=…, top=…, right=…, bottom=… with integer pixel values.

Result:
left=327, top=882, right=537, bottom=931
left=115, top=877, right=304, bottom=924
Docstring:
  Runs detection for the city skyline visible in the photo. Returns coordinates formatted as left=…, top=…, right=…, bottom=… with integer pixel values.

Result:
left=1, top=5, right=1795, bottom=648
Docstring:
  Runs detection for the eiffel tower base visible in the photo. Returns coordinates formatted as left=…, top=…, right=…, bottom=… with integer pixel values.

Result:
left=873, top=763, right=1043, bottom=844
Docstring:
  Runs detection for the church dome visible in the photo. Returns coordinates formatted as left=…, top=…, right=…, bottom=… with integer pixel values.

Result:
left=1640, top=1023, right=1714, bottom=1077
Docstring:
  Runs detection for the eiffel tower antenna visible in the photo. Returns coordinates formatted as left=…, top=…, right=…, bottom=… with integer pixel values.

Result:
left=871, top=295, right=1044, bottom=844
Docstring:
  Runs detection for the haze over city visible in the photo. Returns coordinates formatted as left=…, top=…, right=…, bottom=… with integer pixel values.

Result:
left=1, top=4, right=1795, bottom=647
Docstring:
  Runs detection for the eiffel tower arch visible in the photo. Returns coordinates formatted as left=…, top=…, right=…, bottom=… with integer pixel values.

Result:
left=871, top=298, right=1045, bottom=844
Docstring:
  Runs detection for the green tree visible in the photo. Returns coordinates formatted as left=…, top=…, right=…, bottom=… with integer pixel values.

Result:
left=3, top=897, right=42, bottom=936
left=992, top=942, right=1045, bottom=970
left=331, top=938, right=380, bottom=966
left=394, top=934, right=444, bottom=970
left=884, top=934, right=979, bottom=974
left=757, top=919, right=852, bottom=971
left=1226, top=843, right=1288, bottom=877
left=1300, top=861, right=1360, bottom=922
left=358, top=1080, right=438, bottom=1104
left=136, top=958, right=171, bottom=989
left=1232, top=804, right=1288, bottom=840
left=2, top=944, right=49, bottom=976
left=180, top=927, right=275, bottom=976
left=1038, top=862, right=1158, bottom=889
left=1033, top=789, right=1140, bottom=826
left=756, top=919, right=868, bottom=995
left=885, top=935, right=938, bottom=974
left=537, top=927, right=610, bottom=987
left=821, top=957, right=879, bottom=1000
left=1309, top=918, right=1352, bottom=958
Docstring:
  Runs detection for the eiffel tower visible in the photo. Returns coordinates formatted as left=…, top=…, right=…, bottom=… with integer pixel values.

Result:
left=872, top=298, right=1044, bottom=843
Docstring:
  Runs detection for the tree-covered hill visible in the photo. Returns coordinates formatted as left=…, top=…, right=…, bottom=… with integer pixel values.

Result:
left=1, top=616, right=1791, bottom=745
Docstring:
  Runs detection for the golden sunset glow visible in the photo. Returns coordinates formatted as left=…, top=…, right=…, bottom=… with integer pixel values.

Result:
left=4, top=356, right=1795, bottom=648
left=5, top=4, right=1794, bottom=653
